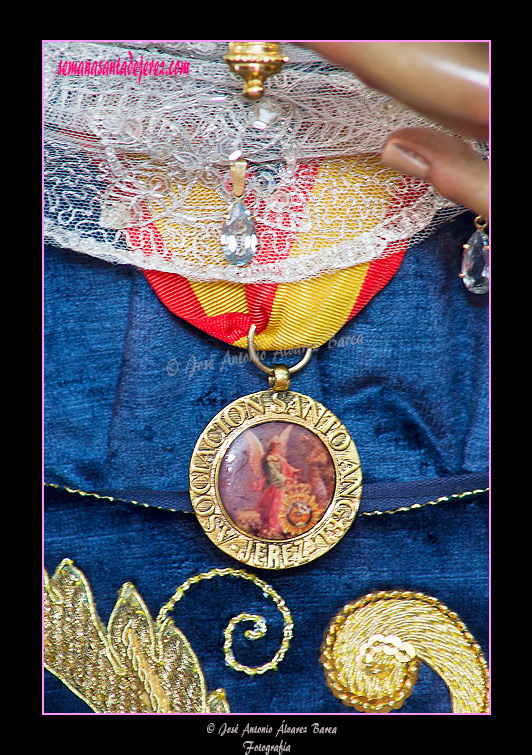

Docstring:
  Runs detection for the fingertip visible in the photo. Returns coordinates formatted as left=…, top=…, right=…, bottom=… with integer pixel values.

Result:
left=382, top=129, right=489, bottom=219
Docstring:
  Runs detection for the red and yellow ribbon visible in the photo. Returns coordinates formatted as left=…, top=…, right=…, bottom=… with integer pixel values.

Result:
left=127, top=155, right=423, bottom=349
left=143, top=248, right=406, bottom=350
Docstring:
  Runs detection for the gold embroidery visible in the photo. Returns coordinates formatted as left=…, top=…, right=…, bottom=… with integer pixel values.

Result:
left=44, top=559, right=230, bottom=713
left=44, top=561, right=294, bottom=711
left=157, top=567, right=294, bottom=675
left=321, top=590, right=489, bottom=713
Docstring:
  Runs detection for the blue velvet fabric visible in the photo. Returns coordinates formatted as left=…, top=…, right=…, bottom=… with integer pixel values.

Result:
left=43, top=210, right=489, bottom=715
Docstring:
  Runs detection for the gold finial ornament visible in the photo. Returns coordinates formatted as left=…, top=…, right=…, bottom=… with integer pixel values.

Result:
left=223, top=42, right=289, bottom=101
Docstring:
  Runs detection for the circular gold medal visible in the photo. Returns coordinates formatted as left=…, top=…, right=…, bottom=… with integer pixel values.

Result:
left=190, top=387, right=362, bottom=569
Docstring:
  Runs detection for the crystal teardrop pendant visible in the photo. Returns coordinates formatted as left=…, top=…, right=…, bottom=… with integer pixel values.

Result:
left=220, top=199, right=258, bottom=266
left=460, top=227, right=489, bottom=294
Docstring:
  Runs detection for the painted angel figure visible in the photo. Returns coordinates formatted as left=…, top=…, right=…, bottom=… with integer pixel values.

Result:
left=219, top=422, right=333, bottom=539
left=246, top=426, right=299, bottom=537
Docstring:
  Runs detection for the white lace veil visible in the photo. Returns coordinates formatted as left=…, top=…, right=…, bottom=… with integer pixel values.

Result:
left=43, top=41, right=485, bottom=284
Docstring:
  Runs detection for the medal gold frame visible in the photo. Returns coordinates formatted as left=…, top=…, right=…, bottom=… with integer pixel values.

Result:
left=190, top=387, right=362, bottom=569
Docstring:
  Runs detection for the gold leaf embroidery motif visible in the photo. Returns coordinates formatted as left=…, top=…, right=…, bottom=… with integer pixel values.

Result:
left=43, top=559, right=230, bottom=713
left=321, top=590, right=489, bottom=713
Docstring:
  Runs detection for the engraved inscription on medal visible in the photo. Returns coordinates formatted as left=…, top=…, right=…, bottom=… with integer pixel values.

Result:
left=190, top=389, right=362, bottom=569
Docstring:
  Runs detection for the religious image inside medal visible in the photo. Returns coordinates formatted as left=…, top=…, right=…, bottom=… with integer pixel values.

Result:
left=217, top=421, right=335, bottom=541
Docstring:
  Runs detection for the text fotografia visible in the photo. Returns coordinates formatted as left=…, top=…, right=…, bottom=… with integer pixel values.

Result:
left=243, top=743, right=290, bottom=755
left=57, top=50, right=190, bottom=82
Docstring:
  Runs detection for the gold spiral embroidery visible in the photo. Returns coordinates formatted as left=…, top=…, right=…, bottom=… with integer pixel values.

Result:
left=157, top=567, right=294, bottom=676
left=44, top=559, right=229, bottom=713
left=321, top=590, right=489, bottom=713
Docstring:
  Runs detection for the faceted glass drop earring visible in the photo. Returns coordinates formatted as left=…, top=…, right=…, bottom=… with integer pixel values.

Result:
left=220, top=157, right=258, bottom=267
left=459, top=215, right=489, bottom=294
